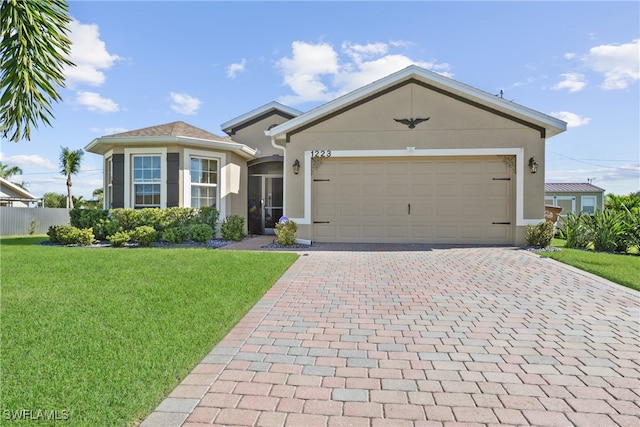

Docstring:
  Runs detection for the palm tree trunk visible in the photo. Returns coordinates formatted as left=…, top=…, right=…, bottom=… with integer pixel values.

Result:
left=67, top=176, right=73, bottom=209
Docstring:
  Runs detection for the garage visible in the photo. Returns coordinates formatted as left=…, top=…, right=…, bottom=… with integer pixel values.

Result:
left=312, top=156, right=513, bottom=244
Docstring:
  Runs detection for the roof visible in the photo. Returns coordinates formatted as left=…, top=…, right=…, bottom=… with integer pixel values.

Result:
left=106, top=121, right=234, bottom=141
left=545, top=183, right=605, bottom=192
left=85, top=121, right=257, bottom=159
left=266, top=65, right=567, bottom=141
left=0, top=177, right=38, bottom=199
left=221, top=101, right=303, bottom=136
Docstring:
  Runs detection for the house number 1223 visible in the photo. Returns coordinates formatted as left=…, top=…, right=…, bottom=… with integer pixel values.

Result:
left=311, top=150, right=331, bottom=158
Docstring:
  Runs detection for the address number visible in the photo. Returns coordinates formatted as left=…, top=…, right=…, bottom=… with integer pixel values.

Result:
left=311, top=150, right=331, bottom=158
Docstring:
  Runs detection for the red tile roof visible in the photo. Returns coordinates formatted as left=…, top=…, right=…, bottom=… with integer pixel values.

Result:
left=545, top=183, right=605, bottom=192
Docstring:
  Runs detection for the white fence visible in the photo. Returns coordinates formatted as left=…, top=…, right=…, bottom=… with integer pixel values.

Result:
left=0, top=207, right=70, bottom=236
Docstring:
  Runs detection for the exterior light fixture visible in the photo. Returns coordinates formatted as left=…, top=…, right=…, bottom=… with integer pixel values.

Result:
left=292, top=159, right=300, bottom=175
left=529, top=157, right=539, bottom=174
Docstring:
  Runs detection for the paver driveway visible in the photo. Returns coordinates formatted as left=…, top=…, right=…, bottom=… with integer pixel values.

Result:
left=142, top=247, right=640, bottom=427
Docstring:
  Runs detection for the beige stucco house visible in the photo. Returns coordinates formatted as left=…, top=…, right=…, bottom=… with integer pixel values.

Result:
left=86, top=65, right=566, bottom=245
left=545, top=183, right=605, bottom=216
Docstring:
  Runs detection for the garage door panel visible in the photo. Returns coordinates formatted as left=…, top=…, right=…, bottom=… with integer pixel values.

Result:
left=313, top=157, right=512, bottom=243
left=339, top=204, right=361, bottom=217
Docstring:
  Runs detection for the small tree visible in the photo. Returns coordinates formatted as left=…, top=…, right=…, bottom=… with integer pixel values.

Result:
left=59, top=146, right=83, bottom=209
left=42, top=192, right=66, bottom=208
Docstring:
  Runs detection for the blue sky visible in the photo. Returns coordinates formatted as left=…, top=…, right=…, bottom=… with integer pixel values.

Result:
left=1, top=1, right=638, bottom=200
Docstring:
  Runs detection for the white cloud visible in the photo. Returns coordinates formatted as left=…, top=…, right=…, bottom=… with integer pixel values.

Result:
left=0, top=154, right=57, bottom=171
left=582, top=39, right=639, bottom=90
left=76, top=91, right=119, bottom=113
left=276, top=40, right=451, bottom=105
left=169, top=92, right=202, bottom=115
left=63, top=19, right=121, bottom=87
left=90, top=127, right=127, bottom=134
left=227, top=59, right=247, bottom=78
left=552, top=73, right=587, bottom=93
left=550, top=111, right=591, bottom=128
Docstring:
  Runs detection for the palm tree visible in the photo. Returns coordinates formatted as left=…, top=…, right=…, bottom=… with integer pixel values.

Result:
left=0, top=0, right=74, bottom=142
left=0, top=161, right=22, bottom=179
left=59, top=146, right=83, bottom=209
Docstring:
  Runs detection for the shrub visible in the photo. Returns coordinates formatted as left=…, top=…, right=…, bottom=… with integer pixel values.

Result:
left=48, top=225, right=94, bottom=246
left=70, top=208, right=110, bottom=230
left=189, top=224, right=213, bottom=242
left=107, top=231, right=130, bottom=247
left=131, top=226, right=157, bottom=247
left=92, top=218, right=119, bottom=241
left=524, top=221, right=554, bottom=248
left=197, top=206, right=220, bottom=234
left=275, top=220, right=298, bottom=246
left=586, top=209, right=625, bottom=253
left=559, top=212, right=590, bottom=249
left=161, top=207, right=198, bottom=231
left=221, top=215, right=245, bottom=241
left=109, top=208, right=141, bottom=232
left=162, top=227, right=188, bottom=244
left=621, top=207, right=640, bottom=252
left=28, top=217, right=38, bottom=235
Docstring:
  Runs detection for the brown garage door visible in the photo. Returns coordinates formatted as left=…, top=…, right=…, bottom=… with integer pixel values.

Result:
left=313, top=156, right=513, bottom=244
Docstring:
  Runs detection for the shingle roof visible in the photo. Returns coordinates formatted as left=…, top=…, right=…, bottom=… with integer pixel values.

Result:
left=106, top=121, right=233, bottom=142
left=545, top=183, right=605, bottom=192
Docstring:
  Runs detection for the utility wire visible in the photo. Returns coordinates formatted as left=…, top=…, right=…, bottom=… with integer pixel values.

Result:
left=548, top=151, right=640, bottom=171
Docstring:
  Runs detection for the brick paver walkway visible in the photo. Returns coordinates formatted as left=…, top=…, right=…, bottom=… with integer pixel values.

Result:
left=141, top=247, right=640, bottom=427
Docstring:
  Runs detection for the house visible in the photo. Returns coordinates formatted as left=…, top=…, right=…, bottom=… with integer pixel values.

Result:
left=545, top=183, right=605, bottom=216
left=85, top=65, right=567, bottom=245
left=0, top=177, right=39, bottom=207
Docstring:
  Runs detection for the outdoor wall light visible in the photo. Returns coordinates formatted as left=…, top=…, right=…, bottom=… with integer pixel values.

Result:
left=529, top=157, right=539, bottom=174
left=292, top=159, right=300, bottom=175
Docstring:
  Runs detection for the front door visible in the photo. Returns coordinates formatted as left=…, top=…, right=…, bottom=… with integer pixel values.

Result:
left=248, top=174, right=283, bottom=235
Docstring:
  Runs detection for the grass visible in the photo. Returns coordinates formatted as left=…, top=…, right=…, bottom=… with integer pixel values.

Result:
left=538, top=238, right=640, bottom=291
left=0, top=236, right=298, bottom=426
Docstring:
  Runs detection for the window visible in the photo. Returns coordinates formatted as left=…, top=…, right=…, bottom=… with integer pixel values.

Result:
left=190, top=157, right=218, bottom=208
left=581, top=196, right=597, bottom=215
left=133, top=155, right=161, bottom=208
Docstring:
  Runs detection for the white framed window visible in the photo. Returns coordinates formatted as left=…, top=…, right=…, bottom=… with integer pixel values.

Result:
left=124, top=148, right=167, bottom=209
left=190, top=157, right=218, bottom=208
left=183, top=149, right=226, bottom=216
left=133, top=155, right=161, bottom=208
left=581, top=196, right=597, bottom=215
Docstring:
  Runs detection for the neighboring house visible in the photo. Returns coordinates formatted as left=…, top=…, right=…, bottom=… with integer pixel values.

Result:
left=545, top=183, right=605, bottom=216
left=0, top=177, right=39, bottom=207
left=86, top=65, right=567, bottom=245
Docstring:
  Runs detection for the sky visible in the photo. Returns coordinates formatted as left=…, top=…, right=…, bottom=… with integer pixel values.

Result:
left=1, top=1, right=639, bottom=200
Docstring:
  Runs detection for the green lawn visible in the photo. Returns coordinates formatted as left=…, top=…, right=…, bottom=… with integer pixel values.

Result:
left=539, top=239, right=640, bottom=291
left=0, top=236, right=298, bottom=426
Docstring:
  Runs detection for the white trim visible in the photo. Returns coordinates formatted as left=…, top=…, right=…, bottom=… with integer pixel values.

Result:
left=183, top=149, right=227, bottom=219
left=86, top=136, right=257, bottom=159
left=124, top=147, right=167, bottom=209
left=288, top=148, right=536, bottom=228
left=221, top=101, right=303, bottom=132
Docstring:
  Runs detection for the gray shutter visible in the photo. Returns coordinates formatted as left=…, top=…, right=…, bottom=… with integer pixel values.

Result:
left=111, top=154, right=124, bottom=208
left=167, top=153, right=180, bottom=207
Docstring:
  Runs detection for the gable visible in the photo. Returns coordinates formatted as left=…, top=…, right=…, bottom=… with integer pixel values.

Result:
left=268, top=65, right=566, bottom=143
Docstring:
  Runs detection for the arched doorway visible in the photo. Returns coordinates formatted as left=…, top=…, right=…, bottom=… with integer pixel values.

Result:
left=247, top=157, right=283, bottom=235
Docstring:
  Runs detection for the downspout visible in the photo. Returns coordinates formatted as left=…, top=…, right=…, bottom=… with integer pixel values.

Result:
left=270, top=133, right=286, bottom=219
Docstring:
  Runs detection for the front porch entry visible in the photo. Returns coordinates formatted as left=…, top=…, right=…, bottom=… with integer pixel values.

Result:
left=248, top=158, right=283, bottom=235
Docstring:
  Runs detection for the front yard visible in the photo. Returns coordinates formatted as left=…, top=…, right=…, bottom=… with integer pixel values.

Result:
left=0, top=236, right=298, bottom=425
left=538, top=239, right=640, bottom=291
